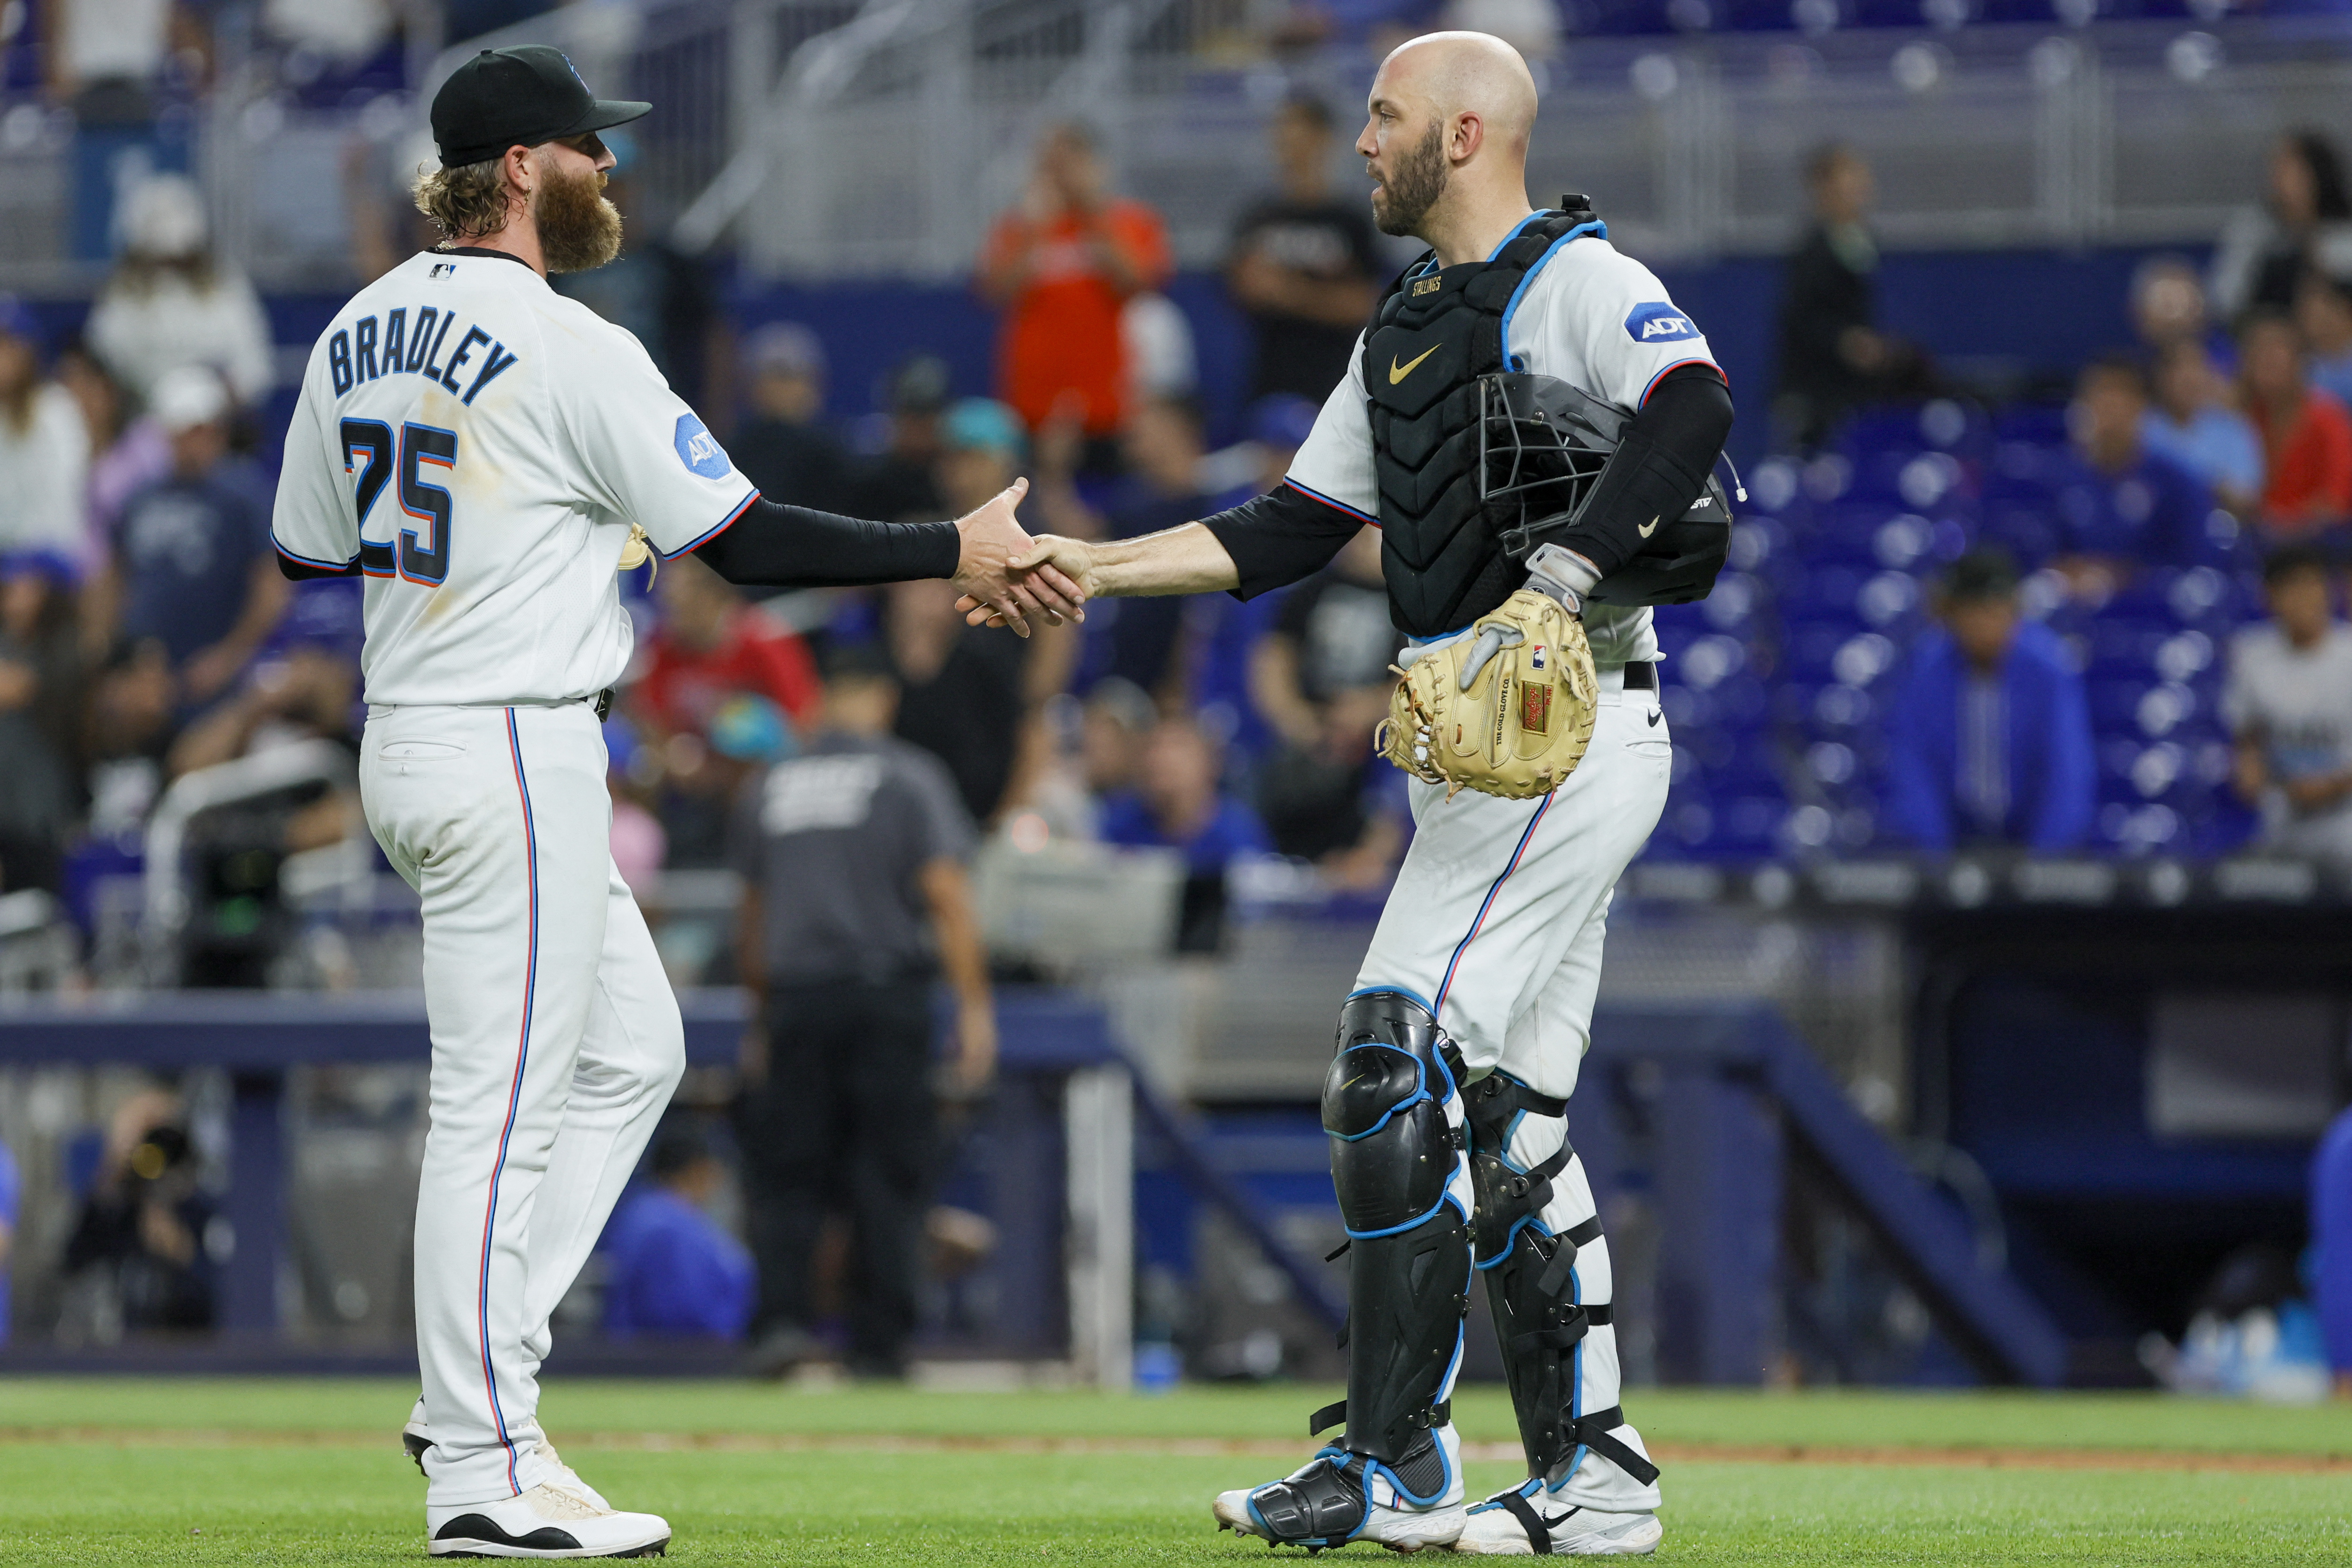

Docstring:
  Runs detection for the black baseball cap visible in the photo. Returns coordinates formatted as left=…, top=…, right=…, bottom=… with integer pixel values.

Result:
left=1941, top=547, right=2020, bottom=604
left=431, top=45, right=650, bottom=169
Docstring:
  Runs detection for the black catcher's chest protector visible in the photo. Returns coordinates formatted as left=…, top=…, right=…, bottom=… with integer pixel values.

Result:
left=1363, top=207, right=1596, bottom=638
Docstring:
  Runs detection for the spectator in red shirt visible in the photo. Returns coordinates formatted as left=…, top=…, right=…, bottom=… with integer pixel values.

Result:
left=2240, top=310, right=2352, bottom=539
left=636, top=554, right=821, bottom=739
left=630, top=555, right=821, bottom=865
left=977, top=123, right=1172, bottom=450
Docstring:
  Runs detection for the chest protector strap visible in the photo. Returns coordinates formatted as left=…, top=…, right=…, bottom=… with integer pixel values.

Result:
left=1362, top=198, right=1606, bottom=639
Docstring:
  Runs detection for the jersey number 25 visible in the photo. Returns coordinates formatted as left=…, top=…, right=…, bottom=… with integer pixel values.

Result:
left=343, top=418, right=456, bottom=586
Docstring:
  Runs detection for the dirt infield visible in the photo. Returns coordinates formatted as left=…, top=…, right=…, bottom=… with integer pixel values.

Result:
left=6, top=1426, right=2349, bottom=1475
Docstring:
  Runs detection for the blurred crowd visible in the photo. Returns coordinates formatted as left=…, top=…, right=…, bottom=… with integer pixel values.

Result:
left=0, top=94, right=1429, bottom=990
left=0, top=169, right=364, bottom=976
left=2, top=101, right=2352, bottom=981
left=1765, top=130, right=2352, bottom=865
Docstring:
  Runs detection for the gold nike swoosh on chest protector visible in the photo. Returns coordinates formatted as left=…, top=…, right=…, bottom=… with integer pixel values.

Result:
left=1388, top=345, right=1440, bottom=384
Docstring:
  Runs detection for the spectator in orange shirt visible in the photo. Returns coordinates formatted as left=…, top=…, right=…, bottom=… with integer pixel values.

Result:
left=2241, top=311, right=2352, bottom=539
left=977, top=123, right=1172, bottom=453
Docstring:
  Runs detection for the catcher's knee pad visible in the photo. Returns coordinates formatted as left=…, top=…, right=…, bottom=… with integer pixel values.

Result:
left=1315, top=991, right=1472, bottom=1486
left=1466, top=1072, right=1658, bottom=1490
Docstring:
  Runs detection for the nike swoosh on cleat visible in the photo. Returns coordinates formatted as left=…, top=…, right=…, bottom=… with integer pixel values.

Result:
left=1389, top=345, right=1440, bottom=383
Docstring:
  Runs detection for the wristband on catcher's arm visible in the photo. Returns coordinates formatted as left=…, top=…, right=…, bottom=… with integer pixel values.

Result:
left=1523, top=543, right=1598, bottom=615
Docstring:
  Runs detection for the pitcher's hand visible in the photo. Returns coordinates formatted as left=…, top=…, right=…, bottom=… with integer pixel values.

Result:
left=950, top=479, right=1085, bottom=637
left=959, top=535, right=1098, bottom=629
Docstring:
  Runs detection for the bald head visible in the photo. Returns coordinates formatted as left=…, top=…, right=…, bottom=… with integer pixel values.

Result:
left=1377, top=31, right=1538, bottom=157
left=1355, top=31, right=1540, bottom=257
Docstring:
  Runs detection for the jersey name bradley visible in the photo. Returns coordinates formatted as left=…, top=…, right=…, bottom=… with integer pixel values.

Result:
left=325, top=304, right=520, bottom=406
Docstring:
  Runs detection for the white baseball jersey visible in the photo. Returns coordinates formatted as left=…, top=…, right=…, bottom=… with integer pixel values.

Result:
left=272, top=249, right=756, bottom=706
left=1284, top=222, right=1721, bottom=666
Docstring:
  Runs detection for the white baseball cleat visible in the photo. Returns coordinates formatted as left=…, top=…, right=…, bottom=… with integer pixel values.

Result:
left=1451, top=1480, right=1660, bottom=1556
left=402, top=1397, right=611, bottom=1510
left=1211, top=1435, right=1466, bottom=1552
left=426, top=1481, right=669, bottom=1558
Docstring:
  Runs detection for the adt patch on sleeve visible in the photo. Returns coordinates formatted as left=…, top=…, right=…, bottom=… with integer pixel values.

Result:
left=1624, top=302, right=1701, bottom=343
left=674, top=413, right=733, bottom=479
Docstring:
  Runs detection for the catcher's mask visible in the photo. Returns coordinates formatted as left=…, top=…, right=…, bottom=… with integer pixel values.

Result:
left=1478, top=371, right=1737, bottom=607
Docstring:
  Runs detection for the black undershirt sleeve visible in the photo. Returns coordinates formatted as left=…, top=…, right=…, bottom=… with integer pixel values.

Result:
left=275, top=500, right=958, bottom=587
left=691, top=498, right=959, bottom=588
left=1551, top=363, right=1734, bottom=579
left=275, top=549, right=360, bottom=581
left=1200, top=484, right=1368, bottom=600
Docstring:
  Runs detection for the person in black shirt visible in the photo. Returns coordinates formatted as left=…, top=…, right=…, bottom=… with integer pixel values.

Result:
left=1227, top=96, right=1385, bottom=404
left=1773, top=142, right=1925, bottom=450
left=728, top=323, right=852, bottom=514
left=1248, top=526, right=1408, bottom=884
left=62, top=1097, right=216, bottom=1333
left=888, top=399, right=1078, bottom=824
left=732, top=643, right=994, bottom=1379
left=849, top=355, right=950, bottom=525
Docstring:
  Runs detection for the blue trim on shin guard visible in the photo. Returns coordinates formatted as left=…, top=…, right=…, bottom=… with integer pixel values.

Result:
left=1323, top=991, right=1472, bottom=1469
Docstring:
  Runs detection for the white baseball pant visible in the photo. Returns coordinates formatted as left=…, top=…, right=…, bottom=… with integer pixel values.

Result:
left=1354, top=664, right=1671, bottom=1513
left=362, top=700, right=685, bottom=1507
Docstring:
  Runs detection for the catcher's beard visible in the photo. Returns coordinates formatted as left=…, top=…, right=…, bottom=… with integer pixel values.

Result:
left=1371, top=122, right=1449, bottom=239
left=536, top=161, right=623, bottom=274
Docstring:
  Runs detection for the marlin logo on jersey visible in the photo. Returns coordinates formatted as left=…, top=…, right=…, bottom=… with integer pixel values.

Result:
left=327, top=303, right=519, bottom=406
left=674, top=413, right=732, bottom=479
left=1624, top=302, right=1700, bottom=343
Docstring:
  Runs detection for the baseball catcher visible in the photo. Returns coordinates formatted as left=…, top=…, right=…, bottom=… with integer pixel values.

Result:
left=970, top=30, right=1734, bottom=1557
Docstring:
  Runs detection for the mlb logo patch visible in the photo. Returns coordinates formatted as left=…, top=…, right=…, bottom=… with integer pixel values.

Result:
left=1521, top=681, right=1552, bottom=736
left=1624, top=301, right=1700, bottom=343
left=674, top=413, right=733, bottom=479
left=430, top=262, right=456, bottom=279
left=1532, top=643, right=1548, bottom=671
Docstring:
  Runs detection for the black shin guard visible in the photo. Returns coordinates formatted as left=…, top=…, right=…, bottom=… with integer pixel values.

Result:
left=1318, top=991, right=1471, bottom=1478
left=1466, top=1072, right=1660, bottom=1491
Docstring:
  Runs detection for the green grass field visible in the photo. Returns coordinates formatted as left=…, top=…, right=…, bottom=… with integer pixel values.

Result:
left=3, top=1379, right=2350, bottom=1564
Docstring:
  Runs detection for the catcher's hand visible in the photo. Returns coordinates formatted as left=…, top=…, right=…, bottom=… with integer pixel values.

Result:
left=1376, top=586, right=1600, bottom=800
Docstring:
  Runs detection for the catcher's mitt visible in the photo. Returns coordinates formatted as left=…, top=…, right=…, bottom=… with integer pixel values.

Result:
left=1375, top=587, right=1600, bottom=800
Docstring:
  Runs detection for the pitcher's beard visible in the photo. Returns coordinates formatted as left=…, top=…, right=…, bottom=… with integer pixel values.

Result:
left=1370, top=122, right=1449, bottom=239
left=537, top=164, right=623, bottom=273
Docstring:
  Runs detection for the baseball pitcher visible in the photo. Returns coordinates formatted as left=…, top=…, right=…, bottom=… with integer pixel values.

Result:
left=271, top=46, right=1074, bottom=1559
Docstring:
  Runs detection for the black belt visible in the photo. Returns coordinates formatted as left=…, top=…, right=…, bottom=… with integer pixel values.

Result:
left=1619, top=661, right=1656, bottom=691
left=590, top=688, right=615, bottom=722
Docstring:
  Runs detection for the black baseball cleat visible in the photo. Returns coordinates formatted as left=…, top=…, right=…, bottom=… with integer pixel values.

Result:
left=427, top=1483, right=669, bottom=1558
left=1211, top=1430, right=1465, bottom=1552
